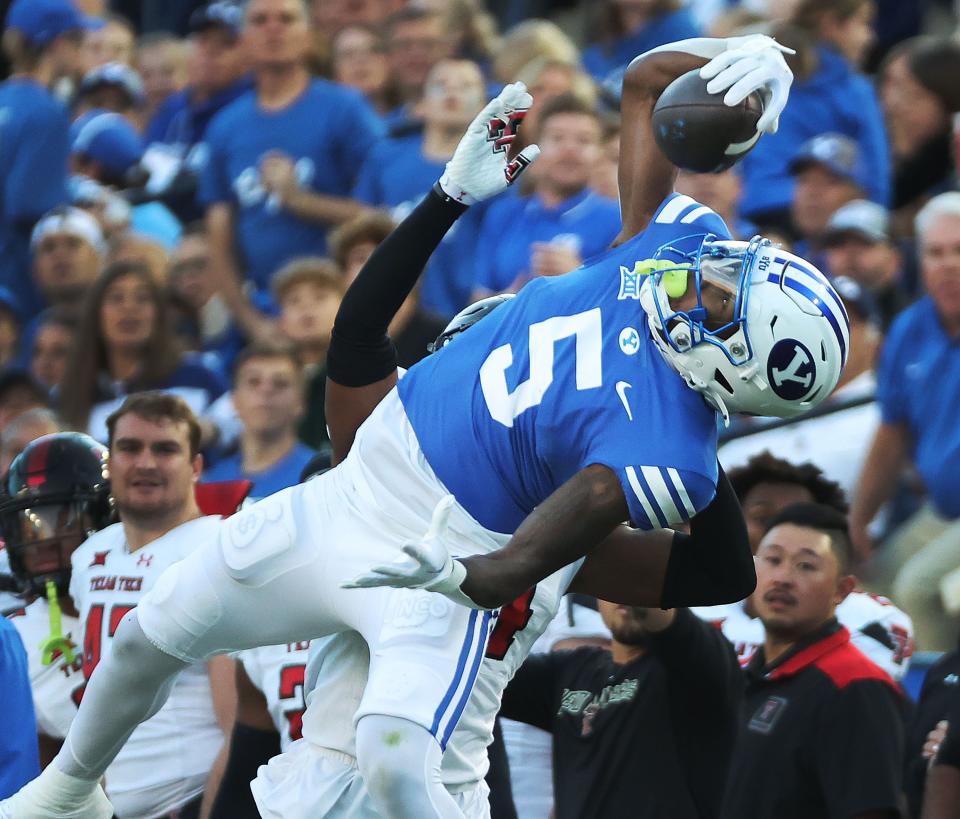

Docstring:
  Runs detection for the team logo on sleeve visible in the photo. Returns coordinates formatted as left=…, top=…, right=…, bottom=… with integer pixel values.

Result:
left=766, top=339, right=816, bottom=401
left=619, top=327, right=641, bottom=355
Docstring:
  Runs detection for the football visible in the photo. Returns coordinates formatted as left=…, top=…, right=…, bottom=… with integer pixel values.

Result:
left=652, top=69, right=765, bottom=173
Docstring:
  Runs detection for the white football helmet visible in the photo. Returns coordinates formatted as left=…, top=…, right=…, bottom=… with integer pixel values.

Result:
left=639, top=235, right=849, bottom=421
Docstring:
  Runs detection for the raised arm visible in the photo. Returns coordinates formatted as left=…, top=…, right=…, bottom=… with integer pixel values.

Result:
left=324, top=84, right=540, bottom=462
left=617, top=35, right=794, bottom=241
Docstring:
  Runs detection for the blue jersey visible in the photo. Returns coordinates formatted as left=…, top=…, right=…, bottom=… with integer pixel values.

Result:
left=399, top=193, right=726, bottom=534
left=0, top=616, right=39, bottom=797
left=204, top=442, right=316, bottom=501
left=876, top=296, right=960, bottom=518
left=0, top=79, right=71, bottom=319
left=199, top=80, right=385, bottom=290
left=353, top=133, right=487, bottom=317
left=473, top=188, right=622, bottom=295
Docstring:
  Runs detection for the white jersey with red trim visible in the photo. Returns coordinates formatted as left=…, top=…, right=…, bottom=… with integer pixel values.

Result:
left=692, top=590, right=914, bottom=680
left=240, top=641, right=311, bottom=751
left=7, top=598, right=83, bottom=739
left=70, top=519, right=225, bottom=819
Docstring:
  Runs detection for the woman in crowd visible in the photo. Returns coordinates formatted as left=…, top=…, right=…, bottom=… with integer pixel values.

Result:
left=331, top=24, right=397, bottom=115
left=58, top=261, right=228, bottom=443
left=880, top=36, right=960, bottom=236
left=736, top=0, right=889, bottom=232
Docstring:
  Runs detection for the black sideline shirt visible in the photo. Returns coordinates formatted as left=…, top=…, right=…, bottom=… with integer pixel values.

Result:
left=720, top=619, right=906, bottom=819
left=499, top=607, right=742, bottom=819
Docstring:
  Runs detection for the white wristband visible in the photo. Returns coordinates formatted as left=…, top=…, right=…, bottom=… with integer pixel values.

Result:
left=424, top=560, right=490, bottom=609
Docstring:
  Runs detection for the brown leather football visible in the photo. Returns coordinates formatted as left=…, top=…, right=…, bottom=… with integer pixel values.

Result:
left=652, top=69, right=765, bottom=173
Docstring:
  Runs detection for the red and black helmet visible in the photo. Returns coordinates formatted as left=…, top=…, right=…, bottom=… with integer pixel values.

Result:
left=0, top=432, right=113, bottom=597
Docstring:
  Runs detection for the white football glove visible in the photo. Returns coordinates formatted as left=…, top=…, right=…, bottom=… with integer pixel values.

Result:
left=341, top=496, right=485, bottom=608
left=438, top=82, right=541, bottom=206
left=0, top=766, right=113, bottom=819
left=699, top=34, right=795, bottom=134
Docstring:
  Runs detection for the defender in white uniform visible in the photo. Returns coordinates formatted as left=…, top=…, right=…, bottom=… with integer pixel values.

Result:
left=70, top=520, right=226, bottom=818
left=0, top=434, right=116, bottom=762
left=7, top=600, right=83, bottom=740
left=239, top=641, right=311, bottom=750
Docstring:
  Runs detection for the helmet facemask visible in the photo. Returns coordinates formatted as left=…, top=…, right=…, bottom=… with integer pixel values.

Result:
left=1, top=494, right=104, bottom=598
left=640, top=235, right=769, bottom=419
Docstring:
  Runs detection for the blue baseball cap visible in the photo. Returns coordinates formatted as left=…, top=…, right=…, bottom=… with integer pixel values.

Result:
left=189, top=2, right=243, bottom=39
left=77, top=62, right=146, bottom=107
left=788, top=133, right=868, bottom=192
left=71, top=111, right=144, bottom=179
left=5, top=0, right=101, bottom=48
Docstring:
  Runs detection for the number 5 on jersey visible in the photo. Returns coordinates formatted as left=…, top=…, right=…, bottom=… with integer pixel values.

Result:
left=479, top=309, right=603, bottom=427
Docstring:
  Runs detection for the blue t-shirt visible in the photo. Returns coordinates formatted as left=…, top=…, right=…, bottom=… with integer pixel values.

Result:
left=876, top=296, right=960, bottom=518
left=353, top=133, right=488, bottom=317
left=582, top=9, right=701, bottom=94
left=145, top=77, right=254, bottom=155
left=199, top=79, right=385, bottom=290
left=473, top=188, right=622, bottom=295
left=0, top=79, right=71, bottom=319
left=0, top=616, right=39, bottom=798
left=204, top=442, right=316, bottom=501
left=399, top=193, right=725, bottom=534
left=740, top=46, right=890, bottom=217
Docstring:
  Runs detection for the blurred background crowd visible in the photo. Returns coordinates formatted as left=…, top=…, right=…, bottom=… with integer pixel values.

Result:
left=2, top=0, right=960, bottom=816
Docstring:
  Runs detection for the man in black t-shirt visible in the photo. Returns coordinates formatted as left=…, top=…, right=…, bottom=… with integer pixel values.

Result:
left=720, top=503, right=906, bottom=819
left=499, top=600, right=742, bottom=819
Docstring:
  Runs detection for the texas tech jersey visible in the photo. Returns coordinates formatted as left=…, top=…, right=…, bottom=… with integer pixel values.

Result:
left=70, top=519, right=225, bottom=819
left=7, top=598, right=83, bottom=739
left=240, top=641, right=312, bottom=751
left=692, top=590, right=914, bottom=681
left=399, top=194, right=729, bottom=535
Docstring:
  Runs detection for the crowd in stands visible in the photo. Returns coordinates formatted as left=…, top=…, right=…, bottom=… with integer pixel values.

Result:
left=2, top=0, right=960, bottom=816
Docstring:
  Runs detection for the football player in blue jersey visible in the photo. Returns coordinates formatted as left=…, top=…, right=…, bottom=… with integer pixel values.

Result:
left=3, top=35, right=850, bottom=819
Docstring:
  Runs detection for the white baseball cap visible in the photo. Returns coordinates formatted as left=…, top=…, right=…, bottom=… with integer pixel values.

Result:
left=30, top=206, right=106, bottom=255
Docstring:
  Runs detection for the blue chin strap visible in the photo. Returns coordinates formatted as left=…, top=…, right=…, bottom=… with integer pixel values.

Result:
left=648, top=234, right=769, bottom=366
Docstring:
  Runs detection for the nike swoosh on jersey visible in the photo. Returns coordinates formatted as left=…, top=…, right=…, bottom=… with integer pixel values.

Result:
left=615, top=381, right=633, bottom=421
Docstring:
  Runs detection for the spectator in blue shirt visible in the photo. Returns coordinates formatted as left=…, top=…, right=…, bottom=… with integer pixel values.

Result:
left=788, top=134, right=868, bottom=257
left=70, top=110, right=183, bottom=250
left=472, top=94, right=622, bottom=298
left=168, top=223, right=245, bottom=372
left=200, top=0, right=384, bottom=344
left=582, top=0, right=700, bottom=94
left=739, top=4, right=889, bottom=229
left=0, top=617, right=39, bottom=798
left=331, top=24, right=397, bottom=117
left=382, top=7, right=452, bottom=134
left=353, top=57, right=489, bottom=317
left=203, top=342, right=315, bottom=500
left=143, top=3, right=252, bottom=223
left=851, top=193, right=960, bottom=651
left=58, top=261, right=228, bottom=444
left=0, top=0, right=94, bottom=320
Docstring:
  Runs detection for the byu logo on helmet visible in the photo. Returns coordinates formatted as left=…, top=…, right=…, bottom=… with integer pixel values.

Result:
left=766, top=339, right=817, bottom=401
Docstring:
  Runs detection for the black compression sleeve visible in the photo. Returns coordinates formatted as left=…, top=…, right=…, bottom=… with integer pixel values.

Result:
left=208, top=723, right=281, bottom=819
left=326, top=185, right=468, bottom=387
left=660, top=465, right=756, bottom=608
